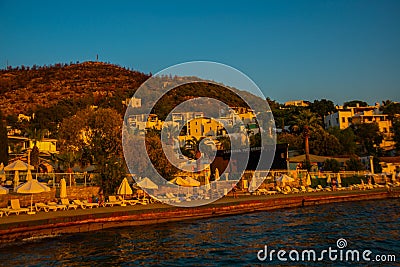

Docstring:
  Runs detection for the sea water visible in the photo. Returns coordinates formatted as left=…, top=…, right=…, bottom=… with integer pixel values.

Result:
left=0, top=199, right=398, bottom=266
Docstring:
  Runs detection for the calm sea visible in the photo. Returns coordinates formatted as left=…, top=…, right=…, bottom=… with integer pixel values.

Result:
left=0, top=199, right=399, bottom=266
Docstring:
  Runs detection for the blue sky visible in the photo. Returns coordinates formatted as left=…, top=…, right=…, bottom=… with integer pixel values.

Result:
left=1, top=0, right=399, bottom=105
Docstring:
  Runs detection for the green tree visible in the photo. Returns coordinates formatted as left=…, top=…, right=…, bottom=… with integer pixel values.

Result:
left=323, top=159, right=341, bottom=173
left=58, top=108, right=126, bottom=195
left=216, top=135, right=231, bottom=150
left=310, top=99, right=336, bottom=125
left=0, top=111, right=8, bottom=165
left=328, top=127, right=357, bottom=155
left=309, top=127, right=342, bottom=156
left=277, top=132, right=302, bottom=151
left=393, top=119, right=400, bottom=153
left=345, top=157, right=364, bottom=171
left=381, top=102, right=400, bottom=120
left=352, top=123, right=383, bottom=156
left=344, top=100, right=368, bottom=108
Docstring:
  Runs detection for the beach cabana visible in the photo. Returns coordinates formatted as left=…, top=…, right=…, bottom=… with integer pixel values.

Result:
left=16, top=179, right=51, bottom=215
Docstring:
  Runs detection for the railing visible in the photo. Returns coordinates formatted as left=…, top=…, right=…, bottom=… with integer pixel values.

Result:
left=1, top=172, right=98, bottom=189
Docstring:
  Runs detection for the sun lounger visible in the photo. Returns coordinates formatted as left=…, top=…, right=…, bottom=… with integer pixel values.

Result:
left=0, top=208, right=10, bottom=216
left=48, top=201, right=67, bottom=210
left=118, top=196, right=139, bottom=206
left=104, top=196, right=123, bottom=207
left=35, top=202, right=58, bottom=212
left=73, top=199, right=99, bottom=209
left=60, top=199, right=78, bottom=210
left=8, top=199, right=29, bottom=215
left=276, top=187, right=287, bottom=195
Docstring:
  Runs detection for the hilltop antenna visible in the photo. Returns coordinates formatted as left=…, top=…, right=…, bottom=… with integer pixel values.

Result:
left=96, top=54, right=98, bottom=62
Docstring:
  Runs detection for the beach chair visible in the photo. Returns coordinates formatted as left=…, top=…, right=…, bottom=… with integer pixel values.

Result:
left=73, top=199, right=99, bottom=209
left=276, top=187, right=287, bottom=195
left=48, top=201, right=67, bottom=211
left=0, top=208, right=9, bottom=216
left=61, top=199, right=78, bottom=210
left=165, top=193, right=181, bottom=203
left=284, top=186, right=293, bottom=194
left=289, top=186, right=300, bottom=193
left=315, top=185, right=324, bottom=192
left=324, top=186, right=332, bottom=192
left=104, top=196, right=123, bottom=207
left=266, top=189, right=277, bottom=195
left=118, top=196, right=139, bottom=206
left=35, top=202, right=58, bottom=212
left=8, top=199, right=29, bottom=215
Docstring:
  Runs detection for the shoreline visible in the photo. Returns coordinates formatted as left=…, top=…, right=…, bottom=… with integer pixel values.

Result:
left=0, top=189, right=399, bottom=244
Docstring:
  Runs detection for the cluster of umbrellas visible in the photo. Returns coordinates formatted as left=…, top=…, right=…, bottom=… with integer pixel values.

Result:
left=2, top=160, right=35, bottom=190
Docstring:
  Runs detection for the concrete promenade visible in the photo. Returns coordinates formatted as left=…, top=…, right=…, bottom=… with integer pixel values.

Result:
left=0, top=189, right=398, bottom=244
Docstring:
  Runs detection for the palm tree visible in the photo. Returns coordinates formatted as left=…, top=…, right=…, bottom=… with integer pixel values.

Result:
left=292, top=110, right=321, bottom=164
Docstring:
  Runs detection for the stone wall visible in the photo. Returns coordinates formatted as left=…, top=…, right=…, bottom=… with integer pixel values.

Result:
left=0, top=186, right=100, bottom=208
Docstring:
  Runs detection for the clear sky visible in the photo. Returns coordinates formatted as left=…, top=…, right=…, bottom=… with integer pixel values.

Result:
left=1, top=0, right=399, bottom=105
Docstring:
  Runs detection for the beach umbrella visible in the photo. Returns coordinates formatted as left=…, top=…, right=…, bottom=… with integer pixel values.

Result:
left=136, top=177, right=158, bottom=190
left=337, top=173, right=342, bottom=185
left=0, top=163, right=5, bottom=182
left=60, top=178, right=67, bottom=199
left=16, top=179, right=51, bottom=215
left=118, top=178, right=133, bottom=205
left=276, top=174, right=294, bottom=183
left=26, top=169, right=33, bottom=181
left=4, top=160, right=34, bottom=171
left=170, top=177, right=191, bottom=186
left=13, top=171, right=19, bottom=191
left=205, top=172, right=211, bottom=191
left=0, top=185, right=9, bottom=195
left=215, top=168, right=220, bottom=181
left=306, top=173, right=312, bottom=187
left=276, top=174, right=294, bottom=188
left=326, top=174, right=331, bottom=184
left=183, top=176, right=200, bottom=187
left=249, top=176, right=258, bottom=192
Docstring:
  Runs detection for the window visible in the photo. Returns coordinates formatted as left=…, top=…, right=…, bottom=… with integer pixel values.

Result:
left=342, top=117, right=345, bottom=123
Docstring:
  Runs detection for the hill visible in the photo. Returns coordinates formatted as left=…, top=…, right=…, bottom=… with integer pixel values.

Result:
left=0, top=62, right=267, bottom=137
left=0, top=61, right=149, bottom=116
